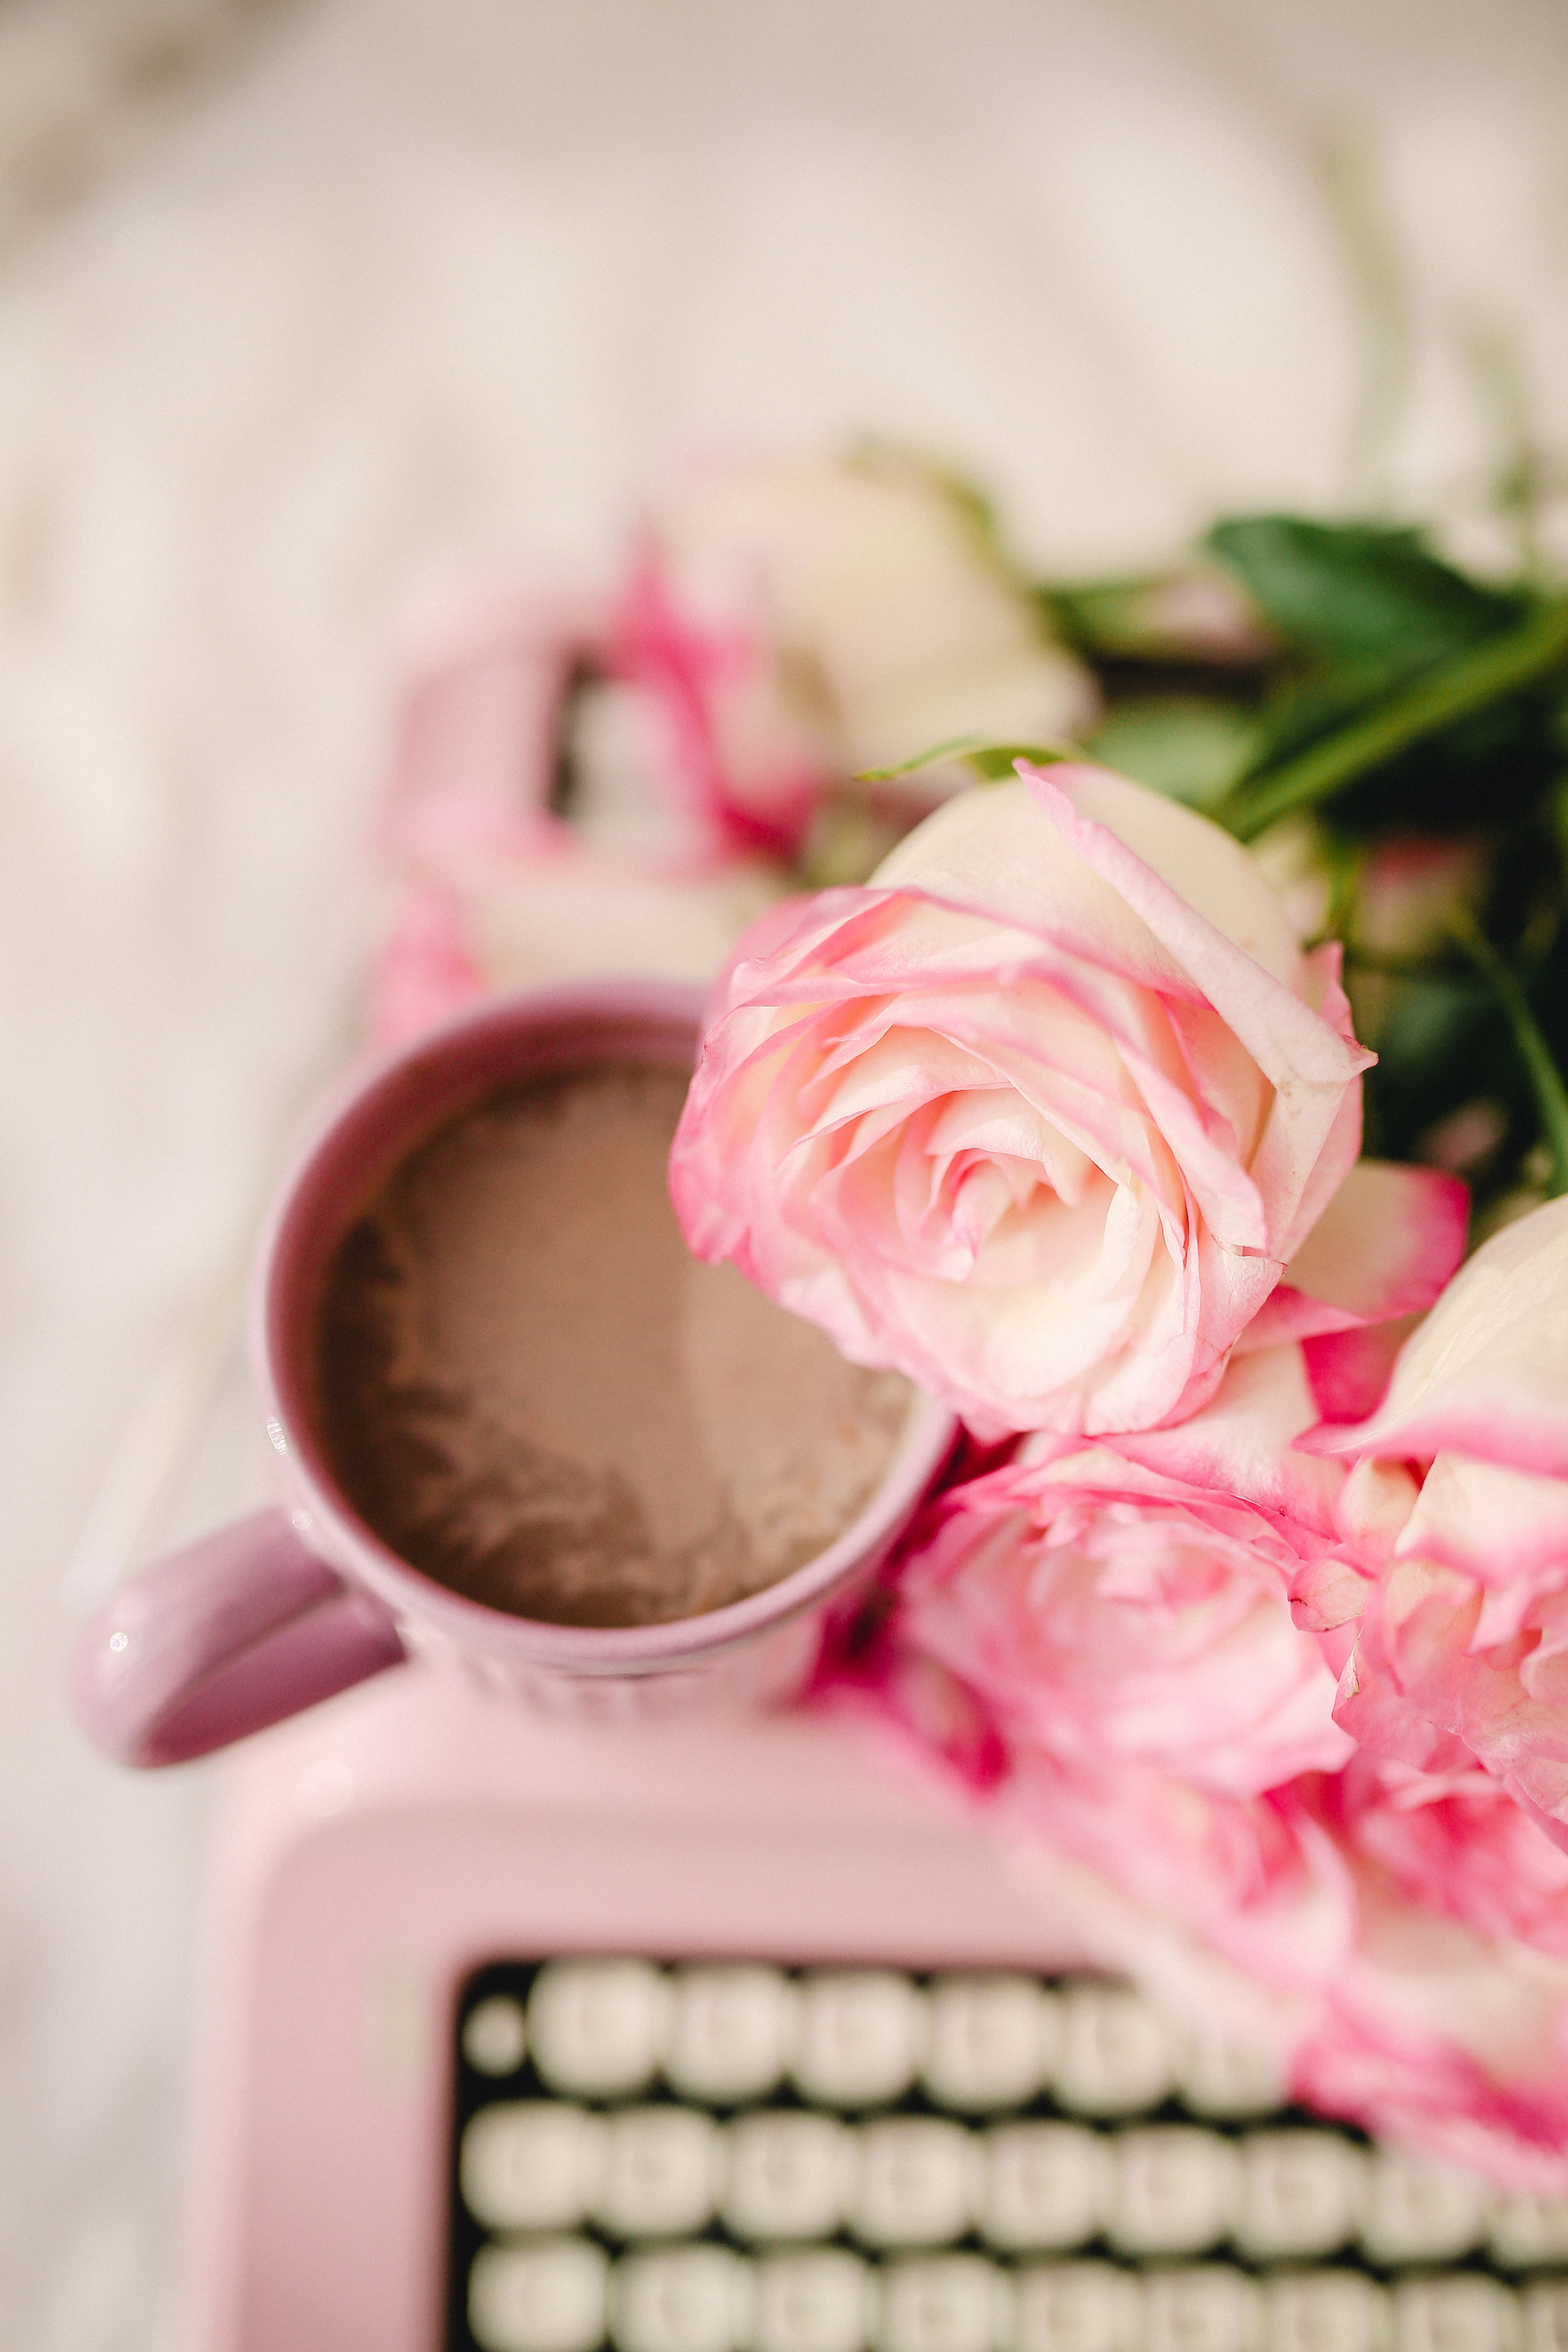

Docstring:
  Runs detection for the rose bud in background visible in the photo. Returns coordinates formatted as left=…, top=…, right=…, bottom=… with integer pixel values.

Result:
left=639, top=449, right=1098, bottom=858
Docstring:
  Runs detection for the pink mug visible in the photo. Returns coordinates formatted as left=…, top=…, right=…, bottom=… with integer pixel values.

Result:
left=68, top=981, right=958, bottom=1766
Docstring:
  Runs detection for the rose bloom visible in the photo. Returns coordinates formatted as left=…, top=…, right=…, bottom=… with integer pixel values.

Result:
left=817, top=1608, right=1356, bottom=1998
left=1318, top=1750, right=1568, bottom=1962
left=671, top=760, right=1463, bottom=1437
left=1291, top=1984, right=1568, bottom=2198
left=1005, top=1748, right=1354, bottom=1998
left=829, top=1627, right=1568, bottom=2188
left=888, top=1343, right=1355, bottom=1795
left=636, top=450, right=1098, bottom=850
left=1289, top=1784, right=1568, bottom=2194
left=367, top=584, right=794, bottom=1043
left=816, top=1341, right=1379, bottom=1988
left=817, top=1429, right=1568, bottom=2190
left=1306, top=1196, right=1568, bottom=1842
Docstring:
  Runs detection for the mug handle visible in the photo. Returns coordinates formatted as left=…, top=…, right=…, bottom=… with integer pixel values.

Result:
left=66, top=1509, right=408, bottom=1767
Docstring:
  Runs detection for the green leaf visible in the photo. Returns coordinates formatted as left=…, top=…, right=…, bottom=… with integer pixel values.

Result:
left=965, top=742, right=1075, bottom=781
left=1205, top=514, right=1524, bottom=669
left=855, top=738, right=1073, bottom=785
left=1217, top=594, right=1568, bottom=840
left=855, top=735, right=986, bottom=781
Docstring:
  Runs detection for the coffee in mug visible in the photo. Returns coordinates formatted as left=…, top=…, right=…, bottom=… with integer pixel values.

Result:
left=68, top=982, right=956, bottom=1761
left=314, top=1059, right=914, bottom=1628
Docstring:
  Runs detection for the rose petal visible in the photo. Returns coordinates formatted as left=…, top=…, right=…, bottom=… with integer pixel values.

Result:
left=1397, top=1450, right=1568, bottom=1584
left=1303, top=1196, right=1568, bottom=1476
left=1241, top=1160, right=1468, bottom=1344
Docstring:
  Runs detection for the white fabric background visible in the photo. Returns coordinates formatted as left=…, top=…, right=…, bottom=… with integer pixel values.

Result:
left=1, top=2, right=1565, bottom=2343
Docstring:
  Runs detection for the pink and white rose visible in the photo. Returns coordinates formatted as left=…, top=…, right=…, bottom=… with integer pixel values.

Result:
left=1320, top=1751, right=1568, bottom=1962
left=885, top=1343, right=1354, bottom=1796
left=1005, top=1750, right=1356, bottom=1997
left=1290, top=1968, right=1568, bottom=2196
left=368, top=584, right=794, bottom=1041
left=813, top=1339, right=1374, bottom=1984
left=1306, top=1196, right=1568, bottom=1840
left=639, top=451, right=1098, bottom=845
left=671, top=760, right=1462, bottom=1437
left=1291, top=1757, right=1568, bottom=2179
left=817, top=1615, right=1356, bottom=1996
left=819, top=1508, right=1568, bottom=2186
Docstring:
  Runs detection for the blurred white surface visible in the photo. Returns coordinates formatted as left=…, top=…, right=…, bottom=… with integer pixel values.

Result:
left=0, top=1, right=1564, bottom=2344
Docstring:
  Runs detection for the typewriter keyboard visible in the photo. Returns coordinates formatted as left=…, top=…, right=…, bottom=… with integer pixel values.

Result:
left=447, top=1959, right=1568, bottom=2352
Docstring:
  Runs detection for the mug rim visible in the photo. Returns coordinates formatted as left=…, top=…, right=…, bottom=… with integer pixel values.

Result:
left=251, top=979, right=957, bottom=1670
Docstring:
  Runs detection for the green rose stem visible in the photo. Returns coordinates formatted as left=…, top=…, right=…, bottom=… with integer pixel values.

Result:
left=1218, top=593, right=1568, bottom=842
left=1446, top=902, right=1568, bottom=1200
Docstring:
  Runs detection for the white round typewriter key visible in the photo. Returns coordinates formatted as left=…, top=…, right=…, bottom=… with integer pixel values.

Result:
left=596, top=2105, right=722, bottom=2239
left=1142, top=2264, right=1263, bottom=2352
left=878, top=2253, right=1012, bottom=2352
left=528, top=1960, right=670, bottom=2099
left=468, top=2235, right=608, bottom=2352
left=1175, top=2029, right=1287, bottom=2120
left=795, top=1971, right=926, bottom=2109
left=1362, top=2150, right=1487, bottom=2266
left=1236, top=2132, right=1365, bottom=2261
left=1263, top=2269, right=1389, bottom=2352
left=610, top=2243, right=752, bottom=2352
left=1492, top=2197, right=1568, bottom=2270
left=1109, top=2125, right=1240, bottom=2257
left=1521, top=2280, right=1568, bottom=2352
left=753, top=2247, right=874, bottom=2352
left=1392, top=2274, right=1519, bottom=2352
left=853, top=2117, right=979, bottom=2249
left=924, top=1976, right=1056, bottom=2114
left=666, top=1966, right=799, bottom=2105
left=1014, top=2259, right=1143, bottom=2352
left=982, top=2121, right=1111, bottom=2252
left=463, top=1994, right=529, bottom=2078
left=724, top=2110, right=858, bottom=2243
left=462, top=2101, right=605, bottom=2232
left=1055, top=1984, right=1176, bottom=2117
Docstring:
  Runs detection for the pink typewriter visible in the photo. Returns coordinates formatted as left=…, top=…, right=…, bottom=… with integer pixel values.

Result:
left=176, top=1653, right=1568, bottom=2352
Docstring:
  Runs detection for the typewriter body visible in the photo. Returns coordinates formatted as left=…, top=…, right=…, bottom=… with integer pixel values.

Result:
left=184, top=1668, right=1568, bottom=2352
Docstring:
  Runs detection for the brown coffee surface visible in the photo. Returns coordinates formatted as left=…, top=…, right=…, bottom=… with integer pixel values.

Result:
left=315, top=1062, right=914, bottom=1626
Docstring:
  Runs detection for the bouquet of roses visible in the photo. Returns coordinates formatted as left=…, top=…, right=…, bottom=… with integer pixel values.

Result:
left=373, top=451, right=1568, bottom=2185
